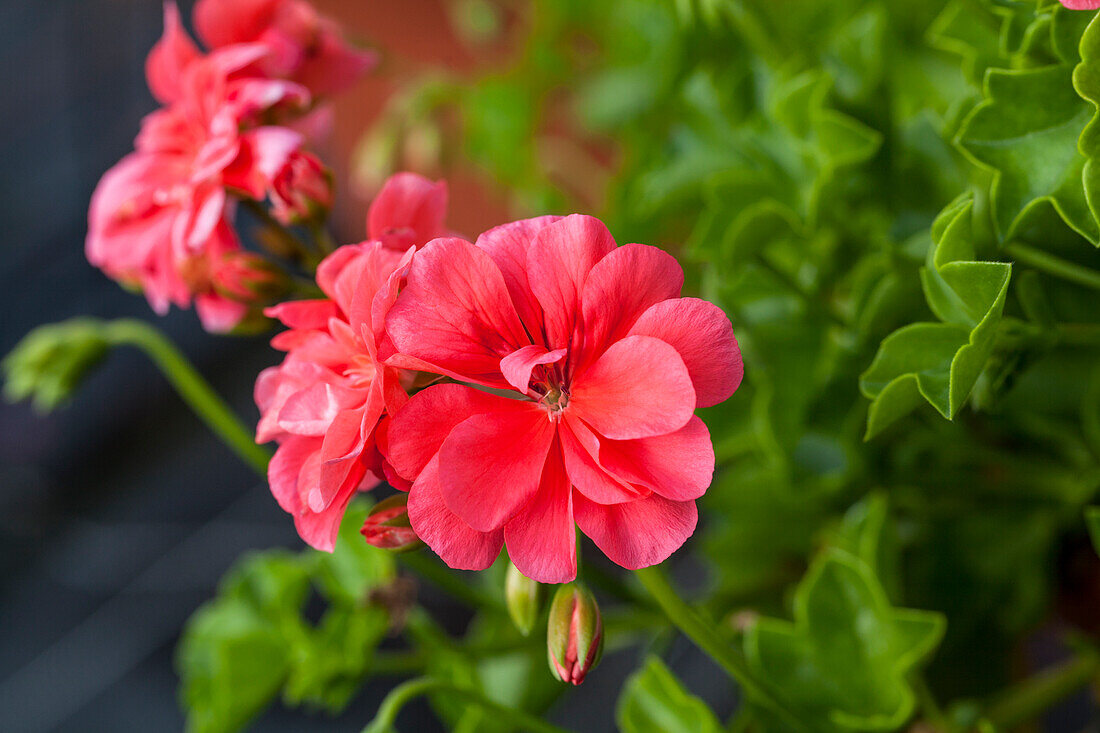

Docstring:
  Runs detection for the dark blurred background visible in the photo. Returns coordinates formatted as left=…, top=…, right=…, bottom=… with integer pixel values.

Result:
left=0, top=2, right=730, bottom=731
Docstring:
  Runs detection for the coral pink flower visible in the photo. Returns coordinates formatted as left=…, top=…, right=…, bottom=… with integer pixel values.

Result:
left=193, top=0, right=377, bottom=97
left=383, top=215, right=743, bottom=583
left=254, top=172, right=445, bottom=549
left=368, top=172, right=450, bottom=252
left=87, top=3, right=309, bottom=330
left=256, top=241, right=414, bottom=551
left=1060, top=1, right=1100, bottom=9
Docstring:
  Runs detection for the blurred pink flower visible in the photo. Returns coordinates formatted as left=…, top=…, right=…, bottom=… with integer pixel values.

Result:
left=270, top=150, right=333, bottom=224
left=1060, top=1, right=1100, bottom=9
left=87, top=2, right=308, bottom=330
left=193, top=0, right=377, bottom=97
left=368, top=172, right=450, bottom=252
left=383, top=215, right=744, bottom=583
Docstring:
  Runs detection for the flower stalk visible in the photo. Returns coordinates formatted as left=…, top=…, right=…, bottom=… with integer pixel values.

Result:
left=101, top=319, right=271, bottom=477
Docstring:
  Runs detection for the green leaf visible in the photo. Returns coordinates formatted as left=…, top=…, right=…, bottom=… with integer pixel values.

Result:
left=616, top=656, right=723, bottom=733
left=956, top=63, right=1097, bottom=243
left=178, top=504, right=398, bottom=731
left=1072, top=11, right=1100, bottom=243
left=1086, top=506, right=1100, bottom=555
left=861, top=199, right=1011, bottom=438
left=743, top=551, right=945, bottom=732
left=177, top=553, right=310, bottom=733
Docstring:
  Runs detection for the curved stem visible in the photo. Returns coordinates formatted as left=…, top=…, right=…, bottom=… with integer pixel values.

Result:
left=102, top=319, right=271, bottom=477
left=1004, top=242, right=1100, bottom=292
left=361, top=677, right=571, bottom=733
left=634, top=566, right=811, bottom=732
left=984, top=650, right=1100, bottom=729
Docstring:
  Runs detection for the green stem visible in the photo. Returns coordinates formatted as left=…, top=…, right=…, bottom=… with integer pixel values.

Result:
left=1004, top=242, right=1100, bottom=292
left=102, top=319, right=270, bottom=477
left=911, top=674, right=950, bottom=732
left=361, top=677, right=571, bottom=733
left=309, top=221, right=339, bottom=256
left=984, top=650, right=1100, bottom=729
left=634, top=567, right=811, bottom=731
left=397, top=553, right=505, bottom=612
left=243, top=199, right=322, bottom=269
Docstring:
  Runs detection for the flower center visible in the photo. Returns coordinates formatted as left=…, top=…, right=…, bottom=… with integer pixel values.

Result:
left=539, top=385, right=570, bottom=421
left=344, top=354, right=377, bottom=389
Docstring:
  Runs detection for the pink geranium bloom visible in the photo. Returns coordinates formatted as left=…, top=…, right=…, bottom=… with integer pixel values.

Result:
left=87, top=3, right=308, bottom=330
left=193, top=0, right=377, bottom=97
left=382, top=215, right=743, bottom=583
left=256, top=241, right=413, bottom=550
left=254, top=172, right=447, bottom=549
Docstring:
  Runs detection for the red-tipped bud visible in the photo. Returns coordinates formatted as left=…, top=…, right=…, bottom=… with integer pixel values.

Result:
left=547, top=582, right=603, bottom=685
left=505, top=561, right=541, bottom=636
left=361, top=494, right=423, bottom=552
left=271, top=151, right=333, bottom=225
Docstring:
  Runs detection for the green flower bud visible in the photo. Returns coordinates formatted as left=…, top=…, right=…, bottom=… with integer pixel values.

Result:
left=3, top=319, right=110, bottom=412
left=547, top=582, right=603, bottom=685
left=505, top=561, right=541, bottom=636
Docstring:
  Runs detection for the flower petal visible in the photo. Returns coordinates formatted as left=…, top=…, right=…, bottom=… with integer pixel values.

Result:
left=628, top=298, right=743, bottom=408
left=386, top=237, right=530, bottom=387
left=268, top=435, right=320, bottom=514
left=526, top=215, right=617, bottom=350
left=500, top=345, right=566, bottom=394
left=504, top=444, right=577, bottom=584
left=438, top=405, right=555, bottom=532
left=265, top=299, right=339, bottom=330
left=570, top=335, right=695, bottom=440
left=384, top=383, right=531, bottom=481
left=277, top=382, right=359, bottom=436
left=145, top=2, right=201, bottom=104
left=579, top=243, right=683, bottom=363
left=560, top=416, right=647, bottom=505
left=574, top=493, right=697, bottom=570
left=598, top=417, right=714, bottom=501
left=476, top=216, right=561, bottom=340
left=367, top=172, right=448, bottom=250
left=407, top=454, right=504, bottom=570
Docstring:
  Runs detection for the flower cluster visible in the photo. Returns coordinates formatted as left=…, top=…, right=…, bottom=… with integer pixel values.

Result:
left=257, top=200, right=743, bottom=582
left=86, top=1, right=372, bottom=332
left=85, top=2, right=744, bottom=584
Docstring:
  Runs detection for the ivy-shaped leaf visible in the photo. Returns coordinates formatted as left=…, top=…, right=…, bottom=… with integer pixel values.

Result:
left=956, top=62, right=1098, bottom=243
left=860, top=198, right=1011, bottom=439
left=743, top=551, right=945, bottom=732
left=1073, top=9, right=1100, bottom=243
left=616, top=656, right=722, bottom=733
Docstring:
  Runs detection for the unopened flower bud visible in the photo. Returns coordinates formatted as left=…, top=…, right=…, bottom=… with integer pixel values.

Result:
left=505, top=561, right=541, bottom=636
left=210, top=252, right=288, bottom=303
left=361, top=494, right=423, bottom=552
left=2, top=319, right=110, bottom=412
left=547, top=582, right=603, bottom=685
left=271, top=151, right=333, bottom=225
